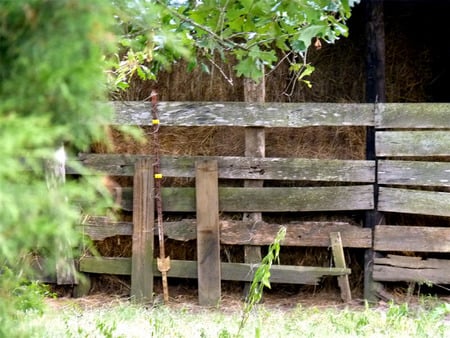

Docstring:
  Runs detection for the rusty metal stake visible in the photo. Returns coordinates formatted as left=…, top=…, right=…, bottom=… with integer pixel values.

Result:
left=150, top=90, right=170, bottom=303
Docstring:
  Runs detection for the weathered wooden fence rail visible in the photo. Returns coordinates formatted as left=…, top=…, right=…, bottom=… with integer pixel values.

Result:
left=71, top=102, right=450, bottom=302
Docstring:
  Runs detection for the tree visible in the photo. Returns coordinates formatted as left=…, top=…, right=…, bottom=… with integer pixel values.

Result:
left=0, top=1, right=115, bottom=336
left=112, top=0, right=360, bottom=89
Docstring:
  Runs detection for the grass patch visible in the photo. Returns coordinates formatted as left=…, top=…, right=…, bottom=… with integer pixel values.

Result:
left=16, top=296, right=450, bottom=338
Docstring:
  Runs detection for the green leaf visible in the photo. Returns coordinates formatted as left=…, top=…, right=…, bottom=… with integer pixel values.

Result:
left=234, top=57, right=263, bottom=81
left=296, top=24, right=328, bottom=51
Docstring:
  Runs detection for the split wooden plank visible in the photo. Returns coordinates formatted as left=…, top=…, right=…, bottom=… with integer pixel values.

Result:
left=80, top=257, right=351, bottom=285
left=374, top=225, right=450, bottom=252
left=220, top=221, right=371, bottom=248
left=81, top=217, right=372, bottom=248
left=378, top=187, right=450, bottom=217
left=378, top=160, right=450, bottom=187
left=112, top=101, right=374, bottom=127
left=373, top=254, right=450, bottom=284
left=196, top=160, right=221, bottom=306
left=73, top=154, right=375, bottom=183
left=120, top=185, right=374, bottom=212
left=375, top=103, right=450, bottom=129
left=330, top=232, right=352, bottom=302
left=130, top=158, right=154, bottom=303
left=376, top=131, right=450, bottom=157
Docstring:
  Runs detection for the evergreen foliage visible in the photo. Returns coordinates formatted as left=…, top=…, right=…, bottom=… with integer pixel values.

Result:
left=0, top=1, right=115, bottom=336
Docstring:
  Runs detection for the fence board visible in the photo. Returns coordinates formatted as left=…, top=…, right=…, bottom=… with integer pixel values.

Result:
left=378, top=160, right=450, bottom=187
left=73, top=154, right=375, bottom=182
left=81, top=217, right=372, bottom=248
left=121, top=185, right=374, bottom=212
left=80, top=257, right=350, bottom=285
left=330, top=232, right=352, bottom=302
left=373, top=255, right=450, bottom=283
left=378, top=187, right=450, bottom=217
left=376, top=131, right=450, bottom=157
left=376, top=103, right=450, bottom=129
left=130, top=159, right=154, bottom=303
left=112, top=101, right=374, bottom=127
left=196, top=160, right=221, bottom=306
left=374, top=225, right=450, bottom=252
left=220, top=221, right=372, bottom=248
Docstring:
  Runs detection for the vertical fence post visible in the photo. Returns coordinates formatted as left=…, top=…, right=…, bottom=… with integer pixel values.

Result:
left=131, top=158, right=154, bottom=303
left=196, top=159, right=221, bottom=306
left=243, top=76, right=265, bottom=297
left=365, top=0, right=386, bottom=302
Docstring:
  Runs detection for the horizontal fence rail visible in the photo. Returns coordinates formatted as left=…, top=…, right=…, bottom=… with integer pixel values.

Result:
left=73, top=154, right=376, bottom=182
left=378, top=160, right=450, bottom=187
left=82, top=216, right=372, bottom=248
left=117, top=185, right=374, bottom=213
left=112, top=101, right=375, bottom=127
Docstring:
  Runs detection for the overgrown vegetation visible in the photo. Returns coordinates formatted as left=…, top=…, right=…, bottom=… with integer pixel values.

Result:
left=0, top=1, right=115, bottom=336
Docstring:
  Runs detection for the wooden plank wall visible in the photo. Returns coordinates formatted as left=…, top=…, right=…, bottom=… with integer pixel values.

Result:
left=375, top=103, right=450, bottom=285
left=73, top=102, right=450, bottom=298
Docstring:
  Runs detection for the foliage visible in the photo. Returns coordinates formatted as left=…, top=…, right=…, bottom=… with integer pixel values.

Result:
left=0, top=0, right=116, bottom=336
left=110, top=0, right=360, bottom=89
left=237, top=226, right=286, bottom=336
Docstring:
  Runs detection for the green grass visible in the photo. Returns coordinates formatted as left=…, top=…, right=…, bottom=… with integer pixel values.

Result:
left=15, top=296, right=450, bottom=338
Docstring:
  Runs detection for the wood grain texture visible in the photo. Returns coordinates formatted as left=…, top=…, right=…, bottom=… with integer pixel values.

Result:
left=112, top=101, right=374, bottom=127
left=120, top=185, right=374, bottom=212
left=373, top=254, right=450, bottom=283
left=378, top=160, right=450, bottom=187
left=378, top=187, right=450, bottom=217
left=330, top=232, right=351, bottom=302
left=73, top=154, right=375, bottom=182
left=130, top=159, right=154, bottom=303
left=79, top=257, right=351, bottom=285
left=196, top=160, right=221, bottom=306
left=376, top=131, right=450, bottom=157
left=374, top=225, right=450, bottom=252
left=375, top=103, right=450, bottom=128
left=81, top=217, right=372, bottom=248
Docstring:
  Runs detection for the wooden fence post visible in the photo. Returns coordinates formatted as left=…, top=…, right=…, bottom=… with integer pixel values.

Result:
left=365, top=0, right=386, bottom=302
left=243, top=76, right=265, bottom=297
left=131, top=158, right=154, bottom=303
left=196, top=159, right=221, bottom=306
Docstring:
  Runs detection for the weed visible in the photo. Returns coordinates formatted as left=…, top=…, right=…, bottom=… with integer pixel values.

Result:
left=237, top=226, right=286, bottom=337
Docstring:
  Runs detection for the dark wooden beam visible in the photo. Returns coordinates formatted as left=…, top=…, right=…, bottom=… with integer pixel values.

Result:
left=364, top=0, right=386, bottom=302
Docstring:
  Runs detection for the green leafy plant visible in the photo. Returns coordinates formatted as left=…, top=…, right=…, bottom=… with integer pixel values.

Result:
left=237, top=226, right=286, bottom=336
left=109, top=0, right=360, bottom=90
left=0, top=1, right=117, bottom=336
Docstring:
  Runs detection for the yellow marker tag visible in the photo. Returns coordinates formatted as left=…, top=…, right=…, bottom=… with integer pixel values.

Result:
left=154, top=173, right=163, bottom=179
left=152, top=119, right=160, bottom=125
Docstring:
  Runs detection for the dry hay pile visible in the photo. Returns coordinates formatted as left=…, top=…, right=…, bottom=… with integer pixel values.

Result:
left=90, top=15, right=436, bottom=297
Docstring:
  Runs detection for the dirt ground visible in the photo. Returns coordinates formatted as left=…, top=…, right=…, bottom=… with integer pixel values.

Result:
left=47, top=279, right=450, bottom=314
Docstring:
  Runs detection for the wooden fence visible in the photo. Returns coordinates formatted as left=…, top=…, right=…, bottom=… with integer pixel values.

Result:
left=72, top=102, right=450, bottom=302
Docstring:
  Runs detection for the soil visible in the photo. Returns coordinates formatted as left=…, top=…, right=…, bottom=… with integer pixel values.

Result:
left=47, top=280, right=450, bottom=314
